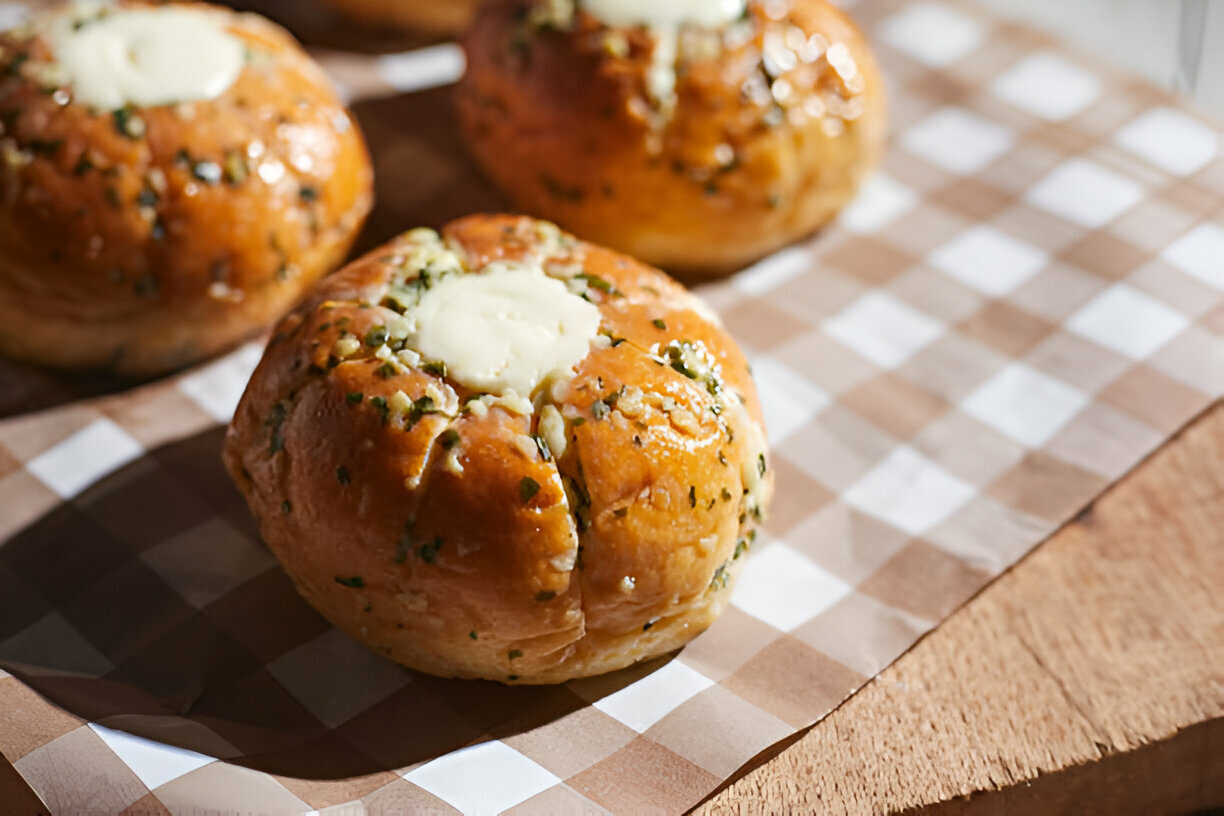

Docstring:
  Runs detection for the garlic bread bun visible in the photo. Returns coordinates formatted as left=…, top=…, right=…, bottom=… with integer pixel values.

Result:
left=457, top=0, right=886, bottom=275
left=0, top=1, right=373, bottom=375
left=223, top=214, right=773, bottom=684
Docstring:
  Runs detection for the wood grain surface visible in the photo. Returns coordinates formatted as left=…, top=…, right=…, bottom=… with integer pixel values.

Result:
left=697, top=400, right=1224, bottom=815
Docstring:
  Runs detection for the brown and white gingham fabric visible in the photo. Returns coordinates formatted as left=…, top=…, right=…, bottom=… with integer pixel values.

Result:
left=1, top=0, right=1223, bottom=813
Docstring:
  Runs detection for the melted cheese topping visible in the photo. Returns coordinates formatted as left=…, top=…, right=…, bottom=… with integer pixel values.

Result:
left=48, top=7, right=244, bottom=110
left=580, top=0, right=745, bottom=29
left=581, top=0, right=746, bottom=114
left=405, top=262, right=602, bottom=397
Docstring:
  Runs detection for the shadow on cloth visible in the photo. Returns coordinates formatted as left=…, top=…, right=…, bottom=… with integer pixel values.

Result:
left=0, top=425, right=662, bottom=779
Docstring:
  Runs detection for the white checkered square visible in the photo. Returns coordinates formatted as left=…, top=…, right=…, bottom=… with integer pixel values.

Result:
left=878, top=2, right=985, bottom=67
left=929, top=225, right=1048, bottom=296
left=733, top=245, right=813, bottom=296
left=824, top=292, right=944, bottom=369
left=377, top=44, right=466, bottom=93
left=177, top=342, right=264, bottom=423
left=1162, top=223, right=1224, bottom=291
left=404, top=741, right=560, bottom=816
left=838, top=173, right=918, bottom=234
left=89, top=724, right=215, bottom=792
left=901, top=107, right=1015, bottom=175
left=26, top=419, right=143, bottom=499
left=1024, top=158, right=1144, bottom=228
left=991, top=53, right=1101, bottom=121
left=593, top=660, right=715, bottom=733
left=843, top=446, right=977, bottom=536
left=0, top=3, right=29, bottom=30
left=962, top=363, right=1090, bottom=447
left=732, top=542, right=853, bottom=631
left=1114, top=107, right=1220, bottom=176
left=1066, top=284, right=1190, bottom=360
left=749, top=355, right=832, bottom=443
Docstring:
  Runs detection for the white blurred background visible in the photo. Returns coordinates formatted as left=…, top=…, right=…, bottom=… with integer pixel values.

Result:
left=976, top=0, right=1224, bottom=115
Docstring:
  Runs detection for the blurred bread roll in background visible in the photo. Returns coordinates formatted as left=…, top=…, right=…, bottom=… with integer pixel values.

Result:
left=0, top=1, right=373, bottom=376
left=458, top=0, right=886, bottom=275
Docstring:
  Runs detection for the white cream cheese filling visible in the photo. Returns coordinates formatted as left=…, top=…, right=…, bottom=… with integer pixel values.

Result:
left=47, top=6, right=245, bottom=110
left=404, top=261, right=602, bottom=397
left=581, top=0, right=746, bottom=113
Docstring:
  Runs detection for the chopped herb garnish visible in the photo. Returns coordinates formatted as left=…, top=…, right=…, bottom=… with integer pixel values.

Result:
left=281, top=500, right=292, bottom=514
left=532, top=434, right=552, bottom=461
left=417, top=536, right=442, bottom=563
left=642, top=619, right=656, bottom=631
left=688, top=485, right=697, bottom=508
left=112, top=106, right=145, bottom=139
left=576, top=273, right=621, bottom=296
left=709, top=563, right=730, bottom=590
left=734, top=537, right=749, bottom=560
left=613, top=507, right=628, bottom=518
left=519, top=476, right=541, bottom=503
left=299, top=185, right=319, bottom=202
left=265, top=400, right=289, bottom=454
left=346, top=392, right=363, bottom=406
left=721, top=487, right=733, bottom=502
left=223, top=151, right=248, bottom=185
left=6, top=52, right=28, bottom=77
left=376, top=361, right=397, bottom=379
left=407, top=395, right=438, bottom=427
left=28, top=139, right=63, bottom=156
left=364, top=325, right=388, bottom=347
left=336, top=466, right=351, bottom=485
left=535, top=590, right=556, bottom=602
left=135, top=188, right=158, bottom=208
left=440, top=428, right=461, bottom=449
left=469, top=630, right=478, bottom=640
left=335, top=575, right=365, bottom=588
left=369, top=395, right=390, bottom=423
left=652, top=318, right=667, bottom=330
left=192, top=160, right=222, bottom=184
left=571, top=417, right=586, bottom=427
left=758, top=453, right=767, bottom=477
left=421, top=360, right=447, bottom=377
left=508, top=649, right=523, bottom=660
left=72, top=153, right=94, bottom=176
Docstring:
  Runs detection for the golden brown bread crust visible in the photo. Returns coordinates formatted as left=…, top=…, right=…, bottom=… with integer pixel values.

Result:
left=457, top=0, right=886, bottom=275
left=323, top=0, right=481, bottom=36
left=0, top=2, right=373, bottom=376
left=223, top=214, right=773, bottom=684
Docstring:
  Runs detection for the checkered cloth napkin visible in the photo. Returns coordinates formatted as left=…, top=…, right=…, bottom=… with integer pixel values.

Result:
left=1, top=0, right=1223, bottom=813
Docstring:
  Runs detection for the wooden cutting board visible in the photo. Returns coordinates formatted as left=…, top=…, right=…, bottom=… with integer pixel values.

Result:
left=696, top=400, right=1224, bottom=815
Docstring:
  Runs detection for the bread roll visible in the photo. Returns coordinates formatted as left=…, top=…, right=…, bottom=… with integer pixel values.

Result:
left=0, top=1, right=373, bottom=376
left=457, top=0, right=886, bottom=275
left=323, top=0, right=481, bottom=36
left=224, top=214, right=772, bottom=684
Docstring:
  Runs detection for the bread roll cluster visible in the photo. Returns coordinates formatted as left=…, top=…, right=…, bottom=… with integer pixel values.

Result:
left=0, top=0, right=887, bottom=682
